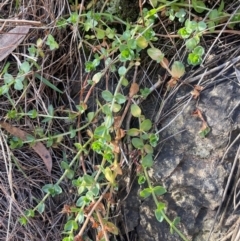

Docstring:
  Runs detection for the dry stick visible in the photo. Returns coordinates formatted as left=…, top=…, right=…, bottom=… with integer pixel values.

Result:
left=75, top=184, right=111, bottom=239
left=0, top=19, right=42, bottom=26
left=96, top=210, right=110, bottom=241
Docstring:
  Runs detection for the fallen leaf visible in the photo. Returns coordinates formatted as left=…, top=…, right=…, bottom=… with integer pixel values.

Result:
left=0, top=121, right=52, bottom=173
left=110, top=160, right=122, bottom=176
left=113, top=116, right=122, bottom=129
left=191, top=85, right=204, bottom=99
left=192, top=109, right=210, bottom=137
left=0, top=25, right=30, bottom=62
left=115, top=128, right=125, bottom=141
left=167, top=78, right=178, bottom=88
left=129, top=83, right=139, bottom=98
left=192, top=108, right=204, bottom=122
left=111, top=141, right=120, bottom=154
left=103, top=221, right=119, bottom=235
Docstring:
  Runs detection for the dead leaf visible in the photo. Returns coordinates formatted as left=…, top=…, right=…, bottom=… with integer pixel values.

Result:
left=103, top=221, right=119, bottom=235
left=110, top=140, right=120, bottom=153
left=191, top=85, right=204, bottom=99
left=129, top=83, right=139, bottom=98
left=110, top=160, right=122, bottom=176
left=192, top=109, right=204, bottom=122
left=192, top=109, right=210, bottom=137
left=191, top=89, right=200, bottom=99
left=113, top=116, right=122, bottom=129
left=167, top=78, right=178, bottom=88
left=0, top=121, right=52, bottom=173
left=0, top=25, right=30, bottom=62
left=115, top=128, right=125, bottom=141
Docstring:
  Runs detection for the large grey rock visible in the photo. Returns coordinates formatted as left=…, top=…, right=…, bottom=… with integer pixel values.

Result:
left=135, top=76, right=240, bottom=240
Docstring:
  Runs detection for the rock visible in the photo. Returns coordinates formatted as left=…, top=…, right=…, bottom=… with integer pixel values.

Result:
left=135, top=75, right=240, bottom=240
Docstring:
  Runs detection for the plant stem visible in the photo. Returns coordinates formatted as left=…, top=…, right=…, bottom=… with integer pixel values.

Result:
left=143, top=167, right=189, bottom=241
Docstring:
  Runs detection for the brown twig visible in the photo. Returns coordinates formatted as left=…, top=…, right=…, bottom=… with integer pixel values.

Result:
left=0, top=19, right=42, bottom=26
left=74, top=184, right=111, bottom=240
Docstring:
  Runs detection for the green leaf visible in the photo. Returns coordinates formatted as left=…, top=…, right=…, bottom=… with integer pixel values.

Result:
left=153, top=186, right=167, bottom=196
left=139, top=188, right=152, bottom=198
left=132, top=137, right=144, bottom=149
left=197, top=21, right=207, bottom=32
left=138, top=175, right=146, bottom=185
left=209, top=9, right=219, bottom=21
left=67, top=12, right=79, bottom=24
left=112, top=103, right=121, bottom=112
left=76, top=196, right=91, bottom=207
left=155, top=208, right=164, bottom=222
left=115, top=93, right=126, bottom=104
left=77, top=209, right=84, bottom=224
left=94, top=125, right=107, bottom=137
left=14, top=77, right=24, bottom=90
left=170, top=217, right=181, bottom=234
left=34, top=73, right=63, bottom=93
left=4, top=73, right=14, bottom=84
left=186, top=38, right=198, bottom=51
left=87, top=112, right=95, bottom=122
left=131, top=104, right=141, bottom=117
left=218, top=0, right=224, bottom=13
left=208, top=21, right=216, bottom=32
left=46, top=34, right=59, bottom=50
left=142, top=154, right=153, bottom=168
left=187, top=53, right=202, bottom=66
left=42, top=184, right=62, bottom=197
left=19, top=216, right=28, bottom=226
left=63, top=237, right=74, bottom=241
left=178, top=27, right=191, bottom=39
left=37, top=202, right=45, bottom=214
left=0, top=85, right=9, bottom=95
left=150, top=0, right=158, bottom=7
left=140, top=119, right=152, bottom=132
left=185, top=19, right=197, bottom=33
left=171, top=61, right=185, bottom=78
left=118, top=66, right=127, bottom=76
left=144, top=144, right=153, bottom=154
left=121, top=77, right=129, bottom=86
left=61, top=161, right=69, bottom=170
left=104, top=115, right=113, bottom=128
left=136, top=36, right=148, bottom=49
left=193, top=0, right=206, bottom=13
left=199, top=126, right=210, bottom=138
left=20, top=61, right=30, bottom=73
left=193, top=46, right=205, bottom=56
left=25, top=209, right=35, bottom=217
left=27, top=109, right=38, bottom=119
left=83, top=174, right=95, bottom=186
left=127, top=128, right=140, bottom=136
left=149, top=133, right=159, bottom=147
left=102, top=90, right=113, bottom=102
left=92, top=72, right=102, bottom=83
left=147, top=48, right=164, bottom=63
left=96, top=28, right=105, bottom=39
left=64, top=220, right=78, bottom=231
